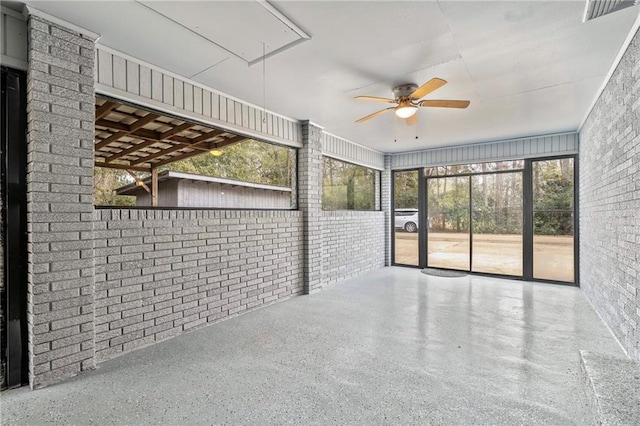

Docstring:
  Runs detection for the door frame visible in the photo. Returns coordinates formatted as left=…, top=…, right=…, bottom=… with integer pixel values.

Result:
left=1, top=66, right=29, bottom=388
left=391, top=155, right=579, bottom=286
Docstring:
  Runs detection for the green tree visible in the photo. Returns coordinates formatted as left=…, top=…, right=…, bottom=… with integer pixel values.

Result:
left=93, top=167, right=136, bottom=206
left=322, top=157, right=375, bottom=210
left=163, top=139, right=292, bottom=187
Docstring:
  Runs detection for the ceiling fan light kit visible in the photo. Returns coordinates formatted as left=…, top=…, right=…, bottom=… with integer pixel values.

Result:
left=395, top=102, right=418, bottom=118
left=355, top=78, right=470, bottom=126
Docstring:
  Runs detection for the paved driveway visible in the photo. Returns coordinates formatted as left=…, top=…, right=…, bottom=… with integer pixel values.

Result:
left=395, top=232, right=574, bottom=282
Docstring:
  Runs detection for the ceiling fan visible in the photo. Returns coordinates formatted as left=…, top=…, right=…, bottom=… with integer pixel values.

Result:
left=354, top=78, right=470, bottom=125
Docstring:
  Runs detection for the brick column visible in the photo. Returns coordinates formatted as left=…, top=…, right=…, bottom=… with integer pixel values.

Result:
left=26, top=11, right=98, bottom=388
left=381, top=154, right=392, bottom=266
left=299, top=121, right=323, bottom=293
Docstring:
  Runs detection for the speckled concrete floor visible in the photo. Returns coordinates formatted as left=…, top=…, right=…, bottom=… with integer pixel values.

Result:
left=0, top=267, right=626, bottom=425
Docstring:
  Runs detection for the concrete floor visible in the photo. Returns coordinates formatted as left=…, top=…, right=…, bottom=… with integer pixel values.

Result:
left=0, top=267, right=624, bottom=425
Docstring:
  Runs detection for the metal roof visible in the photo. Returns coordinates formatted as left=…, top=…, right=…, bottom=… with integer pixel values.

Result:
left=94, top=97, right=247, bottom=172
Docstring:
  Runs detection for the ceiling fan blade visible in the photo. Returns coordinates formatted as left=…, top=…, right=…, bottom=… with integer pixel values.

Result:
left=355, top=107, right=394, bottom=123
left=410, top=78, right=447, bottom=100
left=419, top=99, right=471, bottom=109
left=405, top=114, right=418, bottom=126
left=354, top=96, right=396, bottom=103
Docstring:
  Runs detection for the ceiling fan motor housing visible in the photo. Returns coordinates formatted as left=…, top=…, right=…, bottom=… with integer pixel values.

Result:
left=393, top=84, right=419, bottom=99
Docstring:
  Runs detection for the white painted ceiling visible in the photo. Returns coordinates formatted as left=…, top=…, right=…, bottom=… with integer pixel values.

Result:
left=18, top=1, right=640, bottom=153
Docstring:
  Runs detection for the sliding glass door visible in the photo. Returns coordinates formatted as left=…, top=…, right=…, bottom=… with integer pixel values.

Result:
left=427, top=176, right=470, bottom=271
left=426, top=171, right=523, bottom=276
left=532, top=158, right=575, bottom=282
left=471, top=172, right=523, bottom=276
left=412, top=157, right=576, bottom=283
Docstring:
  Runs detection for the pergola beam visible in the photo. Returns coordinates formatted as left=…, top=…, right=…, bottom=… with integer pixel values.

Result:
left=95, top=162, right=151, bottom=172
left=94, top=97, right=252, bottom=171
left=95, top=101, right=116, bottom=120
left=154, top=136, right=247, bottom=168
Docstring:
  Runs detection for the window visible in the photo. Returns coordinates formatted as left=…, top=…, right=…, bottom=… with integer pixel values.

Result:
left=392, top=156, right=577, bottom=283
left=393, top=170, right=419, bottom=265
left=322, top=157, right=377, bottom=210
left=425, top=160, right=524, bottom=177
left=93, top=97, right=295, bottom=209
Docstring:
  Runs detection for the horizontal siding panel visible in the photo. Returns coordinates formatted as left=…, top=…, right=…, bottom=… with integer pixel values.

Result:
left=139, top=65, right=151, bottom=99
left=184, top=83, right=194, bottom=112
left=1, top=11, right=28, bottom=68
left=174, top=80, right=184, bottom=109
left=321, top=133, right=385, bottom=170
left=193, top=86, right=203, bottom=115
left=97, top=49, right=112, bottom=86
left=151, top=69, right=163, bottom=102
left=126, top=60, right=139, bottom=95
left=112, top=55, right=127, bottom=91
left=391, top=133, right=579, bottom=169
left=211, top=93, right=220, bottom=120
left=95, top=46, right=302, bottom=147
left=162, top=75, right=173, bottom=105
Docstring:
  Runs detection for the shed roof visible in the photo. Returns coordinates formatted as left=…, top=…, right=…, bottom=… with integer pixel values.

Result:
left=116, top=170, right=292, bottom=196
left=95, top=97, right=247, bottom=172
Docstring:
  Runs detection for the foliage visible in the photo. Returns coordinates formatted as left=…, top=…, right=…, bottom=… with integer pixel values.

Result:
left=394, top=171, right=419, bottom=209
left=162, top=139, right=293, bottom=187
left=533, top=159, right=574, bottom=235
left=394, top=159, right=574, bottom=235
left=93, top=167, right=136, bottom=206
left=93, top=139, right=293, bottom=206
left=322, top=157, right=376, bottom=210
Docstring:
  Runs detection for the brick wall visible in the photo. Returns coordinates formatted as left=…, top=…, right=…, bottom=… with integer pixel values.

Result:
left=321, top=211, right=385, bottom=286
left=299, top=122, right=323, bottom=294
left=93, top=209, right=304, bottom=362
left=26, top=15, right=97, bottom=388
left=382, top=155, right=392, bottom=266
left=579, top=27, right=639, bottom=361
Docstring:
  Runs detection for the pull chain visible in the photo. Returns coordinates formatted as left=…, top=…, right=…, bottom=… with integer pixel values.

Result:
left=394, top=113, right=398, bottom=143
left=262, top=42, right=267, bottom=124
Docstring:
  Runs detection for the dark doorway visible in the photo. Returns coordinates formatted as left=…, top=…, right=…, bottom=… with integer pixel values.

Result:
left=1, top=67, right=28, bottom=389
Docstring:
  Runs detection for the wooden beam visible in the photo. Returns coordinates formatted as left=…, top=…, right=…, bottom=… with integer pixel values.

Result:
left=129, top=130, right=225, bottom=166
left=96, top=118, right=129, bottom=131
left=153, top=148, right=210, bottom=168
left=96, top=114, right=159, bottom=133
left=95, top=101, right=116, bottom=120
left=128, top=142, right=185, bottom=166
left=154, top=137, right=248, bottom=168
left=95, top=113, right=160, bottom=151
left=95, top=131, right=129, bottom=150
left=97, top=119, right=198, bottom=145
left=105, top=139, right=164, bottom=163
left=129, top=113, right=159, bottom=132
left=126, top=170, right=151, bottom=194
left=185, top=129, right=225, bottom=145
left=159, top=122, right=193, bottom=139
left=94, top=161, right=151, bottom=172
left=151, top=168, right=158, bottom=207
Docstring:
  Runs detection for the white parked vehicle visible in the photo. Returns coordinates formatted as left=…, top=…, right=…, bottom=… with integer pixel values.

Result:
left=395, top=209, right=419, bottom=233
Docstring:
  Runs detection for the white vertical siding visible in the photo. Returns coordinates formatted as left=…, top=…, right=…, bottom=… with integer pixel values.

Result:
left=95, top=45, right=302, bottom=148
left=1, top=8, right=27, bottom=70
left=134, top=180, right=291, bottom=209
left=391, top=133, right=578, bottom=169
left=322, top=132, right=385, bottom=170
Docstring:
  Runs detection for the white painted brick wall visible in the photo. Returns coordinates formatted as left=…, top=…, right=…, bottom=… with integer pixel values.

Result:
left=299, top=122, right=323, bottom=294
left=321, top=211, right=385, bottom=285
left=26, top=15, right=97, bottom=388
left=93, top=209, right=304, bottom=362
left=579, top=27, right=640, bottom=361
